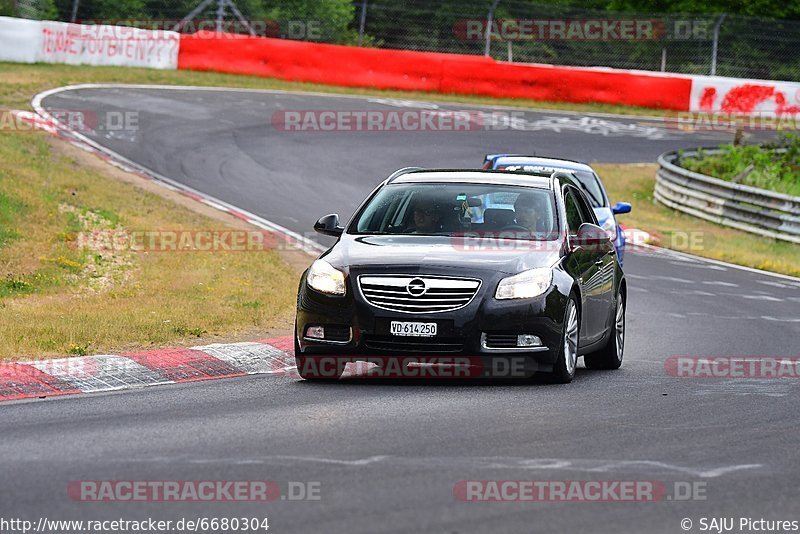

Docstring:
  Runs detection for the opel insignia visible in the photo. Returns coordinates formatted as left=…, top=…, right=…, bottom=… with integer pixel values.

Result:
left=295, top=168, right=626, bottom=383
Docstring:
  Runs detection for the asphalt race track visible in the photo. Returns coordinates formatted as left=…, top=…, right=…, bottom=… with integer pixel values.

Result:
left=1, top=86, right=797, bottom=533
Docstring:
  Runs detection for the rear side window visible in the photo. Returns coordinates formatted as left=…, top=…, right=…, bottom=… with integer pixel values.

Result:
left=571, top=187, right=597, bottom=225
left=564, top=188, right=590, bottom=235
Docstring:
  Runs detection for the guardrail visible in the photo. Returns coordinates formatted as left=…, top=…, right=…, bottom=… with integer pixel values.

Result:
left=655, top=148, right=800, bottom=244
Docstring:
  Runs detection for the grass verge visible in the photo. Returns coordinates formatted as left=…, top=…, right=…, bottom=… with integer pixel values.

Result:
left=0, top=125, right=299, bottom=362
left=595, top=163, right=800, bottom=277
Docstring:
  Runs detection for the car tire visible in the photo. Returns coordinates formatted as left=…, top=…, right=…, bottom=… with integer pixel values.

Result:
left=548, top=296, right=579, bottom=384
left=294, top=335, right=346, bottom=380
left=584, top=290, right=625, bottom=370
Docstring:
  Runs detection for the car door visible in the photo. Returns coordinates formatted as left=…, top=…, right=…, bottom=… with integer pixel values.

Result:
left=574, top=187, right=615, bottom=344
left=563, top=187, right=609, bottom=346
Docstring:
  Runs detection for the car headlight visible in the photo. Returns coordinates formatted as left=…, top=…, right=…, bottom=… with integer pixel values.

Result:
left=495, top=268, right=553, bottom=300
left=600, top=217, right=617, bottom=240
left=307, top=259, right=346, bottom=296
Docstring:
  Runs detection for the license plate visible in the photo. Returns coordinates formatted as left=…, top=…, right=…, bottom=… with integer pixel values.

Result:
left=390, top=321, right=437, bottom=337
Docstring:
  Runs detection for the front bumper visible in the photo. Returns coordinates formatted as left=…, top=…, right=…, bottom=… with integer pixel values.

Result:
left=296, top=274, right=567, bottom=374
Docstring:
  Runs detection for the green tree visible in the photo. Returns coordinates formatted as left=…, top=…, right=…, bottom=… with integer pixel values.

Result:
left=0, top=0, right=14, bottom=16
left=605, top=0, right=800, bottom=19
left=263, top=0, right=354, bottom=42
left=53, top=0, right=145, bottom=22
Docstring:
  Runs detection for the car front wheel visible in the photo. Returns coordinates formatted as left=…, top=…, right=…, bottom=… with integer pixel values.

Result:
left=548, top=296, right=579, bottom=383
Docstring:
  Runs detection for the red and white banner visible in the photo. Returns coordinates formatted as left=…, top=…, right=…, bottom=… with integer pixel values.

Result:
left=690, top=74, right=800, bottom=115
left=40, top=21, right=179, bottom=68
left=0, top=16, right=179, bottom=69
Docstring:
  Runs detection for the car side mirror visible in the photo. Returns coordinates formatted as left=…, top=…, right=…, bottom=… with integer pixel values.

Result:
left=612, top=202, right=632, bottom=215
left=570, top=222, right=611, bottom=252
left=314, top=214, right=344, bottom=237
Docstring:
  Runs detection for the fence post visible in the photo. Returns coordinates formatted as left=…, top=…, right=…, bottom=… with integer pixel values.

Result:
left=710, top=13, right=726, bottom=76
left=215, top=0, right=226, bottom=33
left=358, top=0, right=368, bottom=46
left=70, top=0, right=79, bottom=22
left=484, top=0, right=500, bottom=56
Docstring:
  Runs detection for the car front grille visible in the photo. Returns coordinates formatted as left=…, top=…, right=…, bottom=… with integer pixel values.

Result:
left=358, top=275, right=481, bottom=314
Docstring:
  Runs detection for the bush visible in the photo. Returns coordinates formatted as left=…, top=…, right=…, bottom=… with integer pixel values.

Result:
left=680, top=133, right=800, bottom=197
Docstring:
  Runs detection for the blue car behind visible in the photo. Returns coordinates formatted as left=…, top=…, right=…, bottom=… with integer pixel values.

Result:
left=484, top=154, right=632, bottom=265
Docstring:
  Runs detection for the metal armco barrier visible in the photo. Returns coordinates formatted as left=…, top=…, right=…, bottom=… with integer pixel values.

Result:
left=655, top=148, right=800, bottom=244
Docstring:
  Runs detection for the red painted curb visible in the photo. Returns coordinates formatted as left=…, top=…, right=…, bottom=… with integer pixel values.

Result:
left=0, top=363, right=81, bottom=401
left=0, top=337, right=295, bottom=403
left=124, top=348, right=246, bottom=382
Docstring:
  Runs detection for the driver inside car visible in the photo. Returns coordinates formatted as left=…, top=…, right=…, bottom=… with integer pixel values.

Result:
left=410, top=195, right=443, bottom=234
left=513, top=193, right=554, bottom=237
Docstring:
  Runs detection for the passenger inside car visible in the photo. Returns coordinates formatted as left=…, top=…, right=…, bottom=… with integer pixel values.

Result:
left=514, top=193, right=555, bottom=236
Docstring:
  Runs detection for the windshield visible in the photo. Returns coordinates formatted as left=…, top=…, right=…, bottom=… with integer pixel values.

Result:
left=349, top=183, right=558, bottom=240
left=496, top=165, right=606, bottom=208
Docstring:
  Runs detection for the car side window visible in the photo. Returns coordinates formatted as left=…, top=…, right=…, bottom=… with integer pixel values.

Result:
left=563, top=189, right=585, bottom=235
left=572, top=188, right=598, bottom=226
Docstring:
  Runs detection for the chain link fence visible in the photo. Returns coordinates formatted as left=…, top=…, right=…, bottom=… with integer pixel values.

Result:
left=6, top=0, right=800, bottom=81
left=355, top=0, right=800, bottom=81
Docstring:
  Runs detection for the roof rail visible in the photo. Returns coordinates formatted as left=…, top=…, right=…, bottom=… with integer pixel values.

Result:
left=386, top=167, right=425, bottom=183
